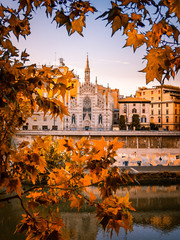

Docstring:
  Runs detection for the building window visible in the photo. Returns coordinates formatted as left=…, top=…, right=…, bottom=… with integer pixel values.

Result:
left=23, top=125, right=28, bottom=130
left=175, top=116, right=177, bottom=123
left=124, top=108, right=127, bottom=113
left=151, top=110, right=154, bottom=115
left=158, top=110, right=161, bottom=115
left=158, top=104, right=160, bottom=108
left=139, top=93, right=142, bottom=96
left=142, top=103, right=145, bottom=107
left=141, top=117, right=146, bottom=123
left=132, top=108, right=137, bottom=113
left=175, top=109, right=177, bottom=114
left=34, top=117, right=37, bottom=121
left=158, top=97, right=161, bottom=100
left=52, top=126, right=58, bottom=130
left=158, top=90, right=161, bottom=94
left=99, top=114, right=103, bottom=124
left=83, top=97, right=91, bottom=120
left=42, top=125, right=48, bottom=130
left=166, top=117, right=169, bottom=123
left=142, top=109, right=145, bottom=113
left=43, top=116, right=47, bottom=121
left=72, top=114, right=76, bottom=124
left=143, top=92, right=145, bottom=95
left=158, top=118, right=161, bottom=123
left=32, top=125, right=38, bottom=130
left=166, top=103, right=168, bottom=107
left=151, top=91, right=154, bottom=94
left=151, top=97, right=154, bottom=100
left=133, top=103, right=136, bottom=106
left=151, top=104, right=153, bottom=108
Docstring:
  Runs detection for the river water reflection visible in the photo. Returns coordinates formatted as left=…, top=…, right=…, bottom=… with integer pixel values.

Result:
left=0, top=185, right=180, bottom=240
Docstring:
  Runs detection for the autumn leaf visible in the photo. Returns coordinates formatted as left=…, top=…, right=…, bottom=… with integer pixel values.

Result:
left=124, top=29, right=146, bottom=52
left=108, top=137, right=123, bottom=152
left=89, top=192, right=96, bottom=204
left=71, top=16, right=86, bottom=36
left=1, top=177, right=22, bottom=197
left=57, top=138, right=67, bottom=151
left=111, top=14, right=128, bottom=36
left=92, top=137, right=107, bottom=151
left=18, top=141, right=29, bottom=149
left=54, top=9, right=69, bottom=27
left=141, top=46, right=177, bottom=83
left=69, top=195, right=84, bottom=211
left=82, top=174, right=92, bottom=186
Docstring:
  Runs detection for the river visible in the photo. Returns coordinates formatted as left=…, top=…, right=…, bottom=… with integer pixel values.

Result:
left=0, top=185, right=180, bottom=240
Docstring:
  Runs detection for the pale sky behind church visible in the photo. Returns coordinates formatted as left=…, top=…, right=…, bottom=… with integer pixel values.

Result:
left=4, top=0, right=180, bottom=96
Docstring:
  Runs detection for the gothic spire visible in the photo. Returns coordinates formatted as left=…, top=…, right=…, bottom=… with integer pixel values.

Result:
left=86, top=53, right=90, bottom=70
left=85, top=54, right=90, bottom=83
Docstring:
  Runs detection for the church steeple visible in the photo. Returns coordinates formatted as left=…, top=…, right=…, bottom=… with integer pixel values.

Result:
left=85, top=54, right=90, bottom=83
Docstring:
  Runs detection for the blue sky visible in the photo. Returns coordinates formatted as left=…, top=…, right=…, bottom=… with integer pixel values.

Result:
left=4, top=0, right=180, bottom=96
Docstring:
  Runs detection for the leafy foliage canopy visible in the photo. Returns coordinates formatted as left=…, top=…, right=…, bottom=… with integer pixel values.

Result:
left=0, top=0, right=179, bottom=239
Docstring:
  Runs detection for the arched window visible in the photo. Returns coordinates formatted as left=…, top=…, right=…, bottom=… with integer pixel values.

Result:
left=132, top=108, right=137, bottom=113
left=83, top=97, right=91, bottom=120
left=141, top=117, right=146, bottom=123
left=72, top=114, right=76, bottom=124
left=99, top=114, right=103, bottom=124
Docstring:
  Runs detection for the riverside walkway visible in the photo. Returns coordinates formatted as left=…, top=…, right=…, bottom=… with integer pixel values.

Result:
left=120, top=165, right=180, bottom=173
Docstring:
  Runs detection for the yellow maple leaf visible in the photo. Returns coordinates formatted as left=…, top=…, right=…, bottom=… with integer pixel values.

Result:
left=124, top=29, right=146, bottom=52
left=71, top=16, right=86, bottom=36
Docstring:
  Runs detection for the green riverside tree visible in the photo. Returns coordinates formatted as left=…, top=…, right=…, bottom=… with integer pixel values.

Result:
left=131, top=114, right=140, bottom=130
left=119, top=115, right=126, bottom=130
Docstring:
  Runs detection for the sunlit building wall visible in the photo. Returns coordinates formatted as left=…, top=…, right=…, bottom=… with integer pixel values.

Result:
left=136, top=85, right=180, bottom=131
left=119, top=97, right=151, bottom=129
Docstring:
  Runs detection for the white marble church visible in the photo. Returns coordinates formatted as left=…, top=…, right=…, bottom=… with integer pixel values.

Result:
left=21, top=56, right=115, bottom=131
left=64, top=56, right=114, bottom=131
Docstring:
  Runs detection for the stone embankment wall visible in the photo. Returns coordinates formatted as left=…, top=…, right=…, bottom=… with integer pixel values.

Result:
left=14, top=130, right=180, bottom=149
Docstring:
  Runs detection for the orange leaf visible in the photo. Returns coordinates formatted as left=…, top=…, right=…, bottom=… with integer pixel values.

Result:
left=89, top=192, right=96, bottom=204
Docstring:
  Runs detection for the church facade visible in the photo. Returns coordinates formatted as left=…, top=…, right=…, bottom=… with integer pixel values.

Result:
left=64, top=56, right=114, bottom=131
left=21, top=56, right=115, bottom=131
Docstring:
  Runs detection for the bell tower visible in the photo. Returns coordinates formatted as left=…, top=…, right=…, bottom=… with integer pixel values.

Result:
left=85, top=54, right=90, bottom=83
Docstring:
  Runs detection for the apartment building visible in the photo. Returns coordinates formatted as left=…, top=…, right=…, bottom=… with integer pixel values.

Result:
left=136, top=85, right=180, bottom=131
left=119, top=97, right=151, bottom=130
